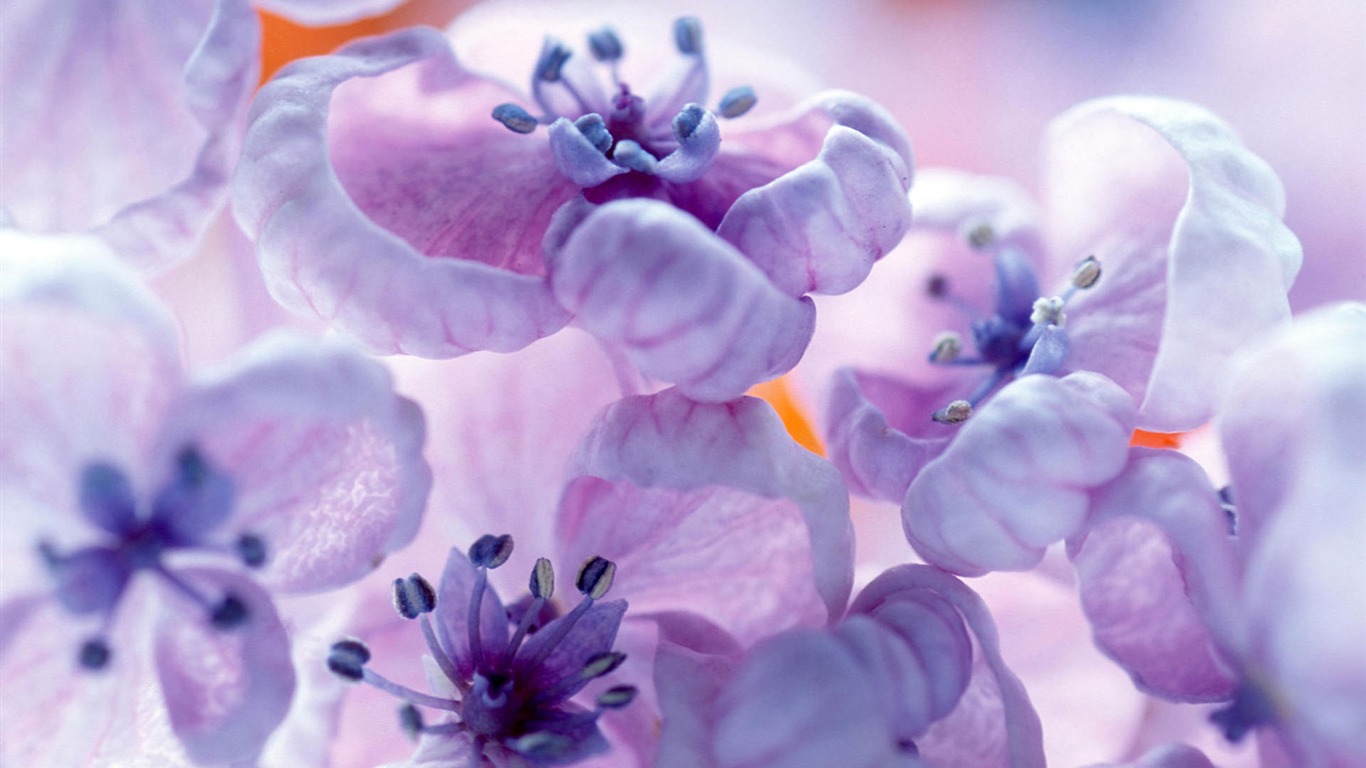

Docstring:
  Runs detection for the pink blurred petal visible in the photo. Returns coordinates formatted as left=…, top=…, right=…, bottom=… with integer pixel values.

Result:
left=1, top=0, right=259, bottom=272
left=550, top=199, right=817, bottom=401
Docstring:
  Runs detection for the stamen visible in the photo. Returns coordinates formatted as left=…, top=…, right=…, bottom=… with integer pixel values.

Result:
left=932, top=400, right=973, bottom=425
left=505, top=558, right=555, bottom=665
left=587, top=27, right=624, bottom=63
left=1030, top=296, right=1066, bottom=327
left=597, top=685, right=637, bottom=709
left=576, top=556, right=616, bottom=599
left=209, top=594, right=249, bottom=630
left=672, top=104, right=706, bottom=141
left=510, top=731, right=576, bottom=761
left=929, top=333, right=963, bottom=364
left=535, top=40, right=572, bottom=82
left=530, top=557, right=555, bottom=600
left=612, top=141, right=658, bottom=174
left=673, top=17, right=703, bottom=55
left=235, top=533, right=267, bottom=568
left=580, top=651, right=627, bottom=679
left=468, top=535, right=514, bottom=570
left=574, top=114, right=613, bottom=154
left=327, top=639, right=371, bottom=681
left=717, top=86, right=757, bottom=118
left=78, top=637, right=111, bottom=671
left=1071, top=255, right=1102, bottom=289
left=1210, top=682, right=1277, bottom=742
left=965, top=223, right=996, bottom=250
left=419, top=614, right=463, bottom=686
left=392, top=573, right=437, bottom=620
left=399, top=703, right=424, bottom=739
left=926, top=274, right=950, bottom=298
left=492, top=103, right=538, bottom=134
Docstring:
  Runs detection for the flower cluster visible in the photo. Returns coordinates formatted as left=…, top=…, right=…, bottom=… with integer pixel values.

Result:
left=1, top=3, right=1361, bottom=768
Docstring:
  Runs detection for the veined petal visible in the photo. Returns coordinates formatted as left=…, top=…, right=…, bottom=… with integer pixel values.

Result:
left=718, top=91, right=914, bottom=297
left=555, top=478, right=826, bottom=647
left=155, top=568, right=295, bottom=765
left=550, top=199, right=817, bottom=402
left=162, top=332, right=431, bottom=593
left=1, top=0, right=259, bottom=272
left=573, top=388, right=854, bottom=624
left=903, top=373, right=1136, bottom=576
left=1044, top=97, right=1301, bottom=431
left=0, top=235, right=182, bottom=552
left=232, top=27, right=572, bottom=358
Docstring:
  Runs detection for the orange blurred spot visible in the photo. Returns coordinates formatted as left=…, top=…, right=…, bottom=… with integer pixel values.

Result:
left=1130, top=429, right=1182, bottom=449
left=749, top=377, right=825, bottom=456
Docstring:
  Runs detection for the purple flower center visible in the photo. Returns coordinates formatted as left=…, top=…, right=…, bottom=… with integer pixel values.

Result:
left=37, top=446, right=263, bottom=671
left=923, top=225, right=1101, bottom=423
left=328, top=536, right=633, bottom=765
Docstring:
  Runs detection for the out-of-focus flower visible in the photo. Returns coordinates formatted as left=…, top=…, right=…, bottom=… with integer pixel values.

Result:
left=0, top=233, right=431, bottom=764
left=654, top=564, right=1045, bottom=767
left=0, top=0, right=417, bottom=273
left=819, top=97, right=1299, bottom=572
left=1087, top=743, right=1219, bottom=768
left=232, top=7, right=913, bottom=400
left=1070, top=303, right=1366, bottom=766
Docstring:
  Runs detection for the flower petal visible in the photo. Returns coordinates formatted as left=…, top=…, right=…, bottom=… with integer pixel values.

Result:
left=162, top=332, right=431, bottom=593
left=233, top=27, right=572, bottom=357
left=1, top=0, right=259, bottom=272
left=903, top=372, right=1136, bottom=576
left=573, top=388, right=854, bottom=623
left=548, top=117, right=630, bottom=187
left=550, top=199, right=817, bottom=402
left=154, top=568, right=295, bottom=765
left=515, top=599, right=627, bottom=700
left=717, top=92, right=914, bottom=297
left=1044, top=97, right=1301, bottom=431
left=434, top=547, right=511, bottom=680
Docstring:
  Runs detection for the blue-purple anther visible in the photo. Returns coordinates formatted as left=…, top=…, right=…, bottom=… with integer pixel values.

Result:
left=925, top=226, right=1102, bottom=424
left=39, top=446, right=263, bottom=670
left=328, top=536, right=632, bottom=765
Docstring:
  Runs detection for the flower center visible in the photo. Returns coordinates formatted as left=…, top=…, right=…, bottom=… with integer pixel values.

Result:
left=328, top=535, right=634, bottom=764
left=923, top=225, right=1101, bottom=424
left=38, top=446, right=264, bottom=671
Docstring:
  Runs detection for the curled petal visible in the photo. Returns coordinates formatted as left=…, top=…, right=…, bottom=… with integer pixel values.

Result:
left=163, top=332, right=431, bottom=593
left=233, top=27, right=572, bottom=357
left=155, top=568, right=295, bottom=765
left=655, top=108, right=722, bottom=184
left=718, top=92, right=915, bottom=297
left=548, top=117, right=630, bottom=187
left=1045, top=97, right=1301, bottom=431
left=574, top=388, right=854, bottom=623
left=550, top=199, right=817, bottom=401
left=903, top=373, right=1136, bottom=576
left=1, top=0, right=259, bottom=272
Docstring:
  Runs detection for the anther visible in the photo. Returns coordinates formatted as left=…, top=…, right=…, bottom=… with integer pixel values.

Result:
left=392, top=573, right=437, bottom=620
left=78, top=637, right=111, bottom=671
left=574, top=114, right=613, bottom=154
left=929, top=332, right=962, bottom=364
left=492, top=103, right=538, bottom=134
left=530, top=558, right=555, bottom=600
left=469, top=535, right=514, bottom=570
left=965, top=223, right=996, bottom=250
left=932, top=400, right=973, bottom=425
left=1071, top=255, right=1102, bottom=289
left=612, top=141, right=658, bottom=174
left=926, top=274, right=949, bottom=298
left=587, top=27, right=624, bottom=63
left=673, top=17, right=703, bottom=55
left=327, top=639, right=371, bottom=681
left=398, top=703, right=424, bottom=739
left=175, top=445, right=210, bottom=486
left=672, top=104, right=706, bottom=141
left=717, top=86, right=757, bottom=119
left=536, top=40, right=572, bottom=82
left=236, top=533, right=267, bottom=568
left=597, top=685, right=637, bottom=709
left=1030, top=296, right=1066, bottom=327
left=576, top=556, right=616, bottom=599
left=581, top=651, right=627, bottom=679
left=210, top=594, right=249, bottom=630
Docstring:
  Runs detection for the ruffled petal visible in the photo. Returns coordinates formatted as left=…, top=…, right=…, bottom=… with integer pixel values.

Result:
left=573, top=388, right=854, bottom=623
left=154, top=568, right=295, bottom=765
left=555, top=477, right=827, bottom=647
left=549, top=199, right=817, bottom=402
left=160, top=332, right=431, bottom=593
left=717, top=92, right=914, bottom=297
left=1044, top=97, right=1301, bottom=431
left=0, top=234, right=182, bottom=553
left=903, top=373, right=1136, bottom=576
left=233, top=27, right=573, bottom=357
left=253, top=0, right=405, bottom=25
left=1, top=0, right=259, bottom=272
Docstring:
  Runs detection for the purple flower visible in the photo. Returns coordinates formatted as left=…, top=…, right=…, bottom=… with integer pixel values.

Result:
left=0, top=0, right=410, bottom=272
left=326, top=536, right=630, bottom=766
left=0, top=233, right=431, bottom=764
left=1070, top=304, right=1366, bottom=765
left=820, top=97, right=1300, bottom=573
left=654, top=564, right=1045, bottom=768
left=232, top=11, right=913, bottom=400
